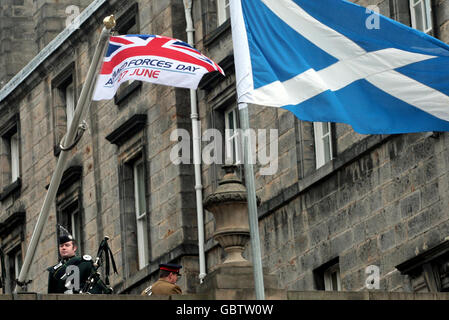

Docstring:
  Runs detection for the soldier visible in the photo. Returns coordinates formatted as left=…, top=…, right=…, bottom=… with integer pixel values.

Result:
left=47, top=229, right=98, bottom=294
left=141, top=263, right=182, bottom=296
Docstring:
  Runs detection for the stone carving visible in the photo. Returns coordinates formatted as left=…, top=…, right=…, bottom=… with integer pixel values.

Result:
left=204, top=165, right=260, bottom=266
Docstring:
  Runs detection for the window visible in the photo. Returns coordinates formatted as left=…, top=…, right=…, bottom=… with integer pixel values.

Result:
left=13, top=250, right=22, bottom=284
left=133, top=159, right=149, bottom=270
left=313, top=122, right=333, bottom=169
left=224, top=105, right=241, bottom=164
left=10, top=132, right=19, bottom=183
left=0, top=115, right=21, bottom=194
left=323, top=263, right=341, bottom=291
left=55, top=166, right=83, bottom=254
left=0, top=210, right=25, bottom=293
left=396, top=240, right=449, bottom=292
left=8, top=132, right=20, bottom=183
left=314, top=258, right=341, bottom=291
left=52, top=66, right=76, bottom=155
left=59, top=201, right=82, bottom=254
left=208, top=95, right=245, bottom=189
left=114, top=5, right=141, bottom=104
left=410, top=0, right=433, bottom=34
left=0, top=245, right=22, bottom=293
left=117, top=5, right=139, bottom=36
left=107, top=114, right=149, bottom=276
left=7, top=247, right=22, bottom=292
left=217, top=0, right=230, bottom=26
left=65, top=82, right=75, bottom=130
left=117, top=153, right=150, bottom=274
left=61, top=77, right=76, bottom=134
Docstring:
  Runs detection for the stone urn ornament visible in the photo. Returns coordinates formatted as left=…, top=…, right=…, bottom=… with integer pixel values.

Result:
left=204, top=165, right=260, bottom=267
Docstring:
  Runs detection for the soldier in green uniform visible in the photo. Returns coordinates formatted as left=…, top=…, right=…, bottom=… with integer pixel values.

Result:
left=47, top=233, right=99, bottom=294
left=141, top=263, right=182, bottom=296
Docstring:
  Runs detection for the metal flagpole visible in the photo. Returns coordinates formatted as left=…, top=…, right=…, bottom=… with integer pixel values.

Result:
left=14, top=16, right=115, bottom=293
left=238, top=102, right=265, bottom=300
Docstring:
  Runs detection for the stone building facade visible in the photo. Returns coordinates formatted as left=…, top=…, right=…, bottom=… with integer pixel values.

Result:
left=1, top=0, right=449, bottom=296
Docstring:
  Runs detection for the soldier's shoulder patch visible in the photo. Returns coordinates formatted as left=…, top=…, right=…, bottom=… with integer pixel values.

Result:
left=82, top=255, right=92, bottom=261
left=52, top=262, right=63, bottom=270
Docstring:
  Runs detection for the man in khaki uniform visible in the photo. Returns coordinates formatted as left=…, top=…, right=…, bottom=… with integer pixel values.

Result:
left=141, top=263, right=182, bottom=295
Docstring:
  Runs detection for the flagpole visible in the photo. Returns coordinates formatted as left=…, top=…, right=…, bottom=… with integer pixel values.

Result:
left=238, top=102, right=265, bottom=300
left=14, top=16, right=115, bottom=293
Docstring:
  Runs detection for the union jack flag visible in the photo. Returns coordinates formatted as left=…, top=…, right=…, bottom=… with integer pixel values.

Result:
left=93, top=35, right=224, bottom=100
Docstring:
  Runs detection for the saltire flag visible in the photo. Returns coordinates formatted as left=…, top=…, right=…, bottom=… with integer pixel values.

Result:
left=230, top=0, right=449, bottom=134
left=93, top=34, right=224, bottom=100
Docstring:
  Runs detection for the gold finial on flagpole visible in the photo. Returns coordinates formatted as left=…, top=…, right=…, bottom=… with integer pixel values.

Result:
left=103, top=15, right=116, bottom=29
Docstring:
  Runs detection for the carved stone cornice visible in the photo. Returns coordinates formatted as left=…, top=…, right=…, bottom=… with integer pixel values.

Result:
left=396, top=240, right=449, bottom=275
left=204, top=191, right=247, bottom=208
left=0, top=178, right=21, bottom=202
left=105, top=114, right=147, bottom=146
left=0, top=211, right=25, bottom=238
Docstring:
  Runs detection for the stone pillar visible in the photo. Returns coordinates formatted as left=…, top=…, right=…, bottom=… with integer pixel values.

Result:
left=200, top=165, right=285, bottom=299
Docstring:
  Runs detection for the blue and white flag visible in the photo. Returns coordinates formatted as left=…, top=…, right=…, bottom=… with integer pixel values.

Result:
left=230, top=0, right=449, bottom=134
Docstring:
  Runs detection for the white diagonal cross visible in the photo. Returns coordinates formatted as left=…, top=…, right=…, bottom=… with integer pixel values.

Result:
left=249, top=0, right=449, bottom=121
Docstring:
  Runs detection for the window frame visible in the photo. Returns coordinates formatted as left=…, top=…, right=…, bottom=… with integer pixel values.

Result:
left=209, top=91, right=245, bottom=190
left=224, top=105, right=242, bottom=165
left=107, top=115, right=150, bottom=277
left=217, top=0, right=231, bottom=27
left=114, top=4, right=141, bottom=105
left=55, top=166, right=84, bottom=255
left=117, top=148, right=150, bottom=275
left=133, top=158, right=149, bottom=270
left=0, top=210, right=25, bottom=293
left=6, top=245, right=22, bottom=293
left=396, top=240, right=449, bottom=292
left=410, top=0, right=433, bottom=34
left=13, top=248, right=22, bottom=284
left=0, top=114, right=21, bottom=197
left=65, top=81, right=75, bottom=131
left=51, top=63, right=76, bottom=156
left=323, top=263, right=341, bottom=291
left=58, top=199, right=82, bottom=255
left=9, top=131, right=20, bottom=183
left=314, top=257, right=341, bottom=291
left=313, top=122, right=333, bottom=169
